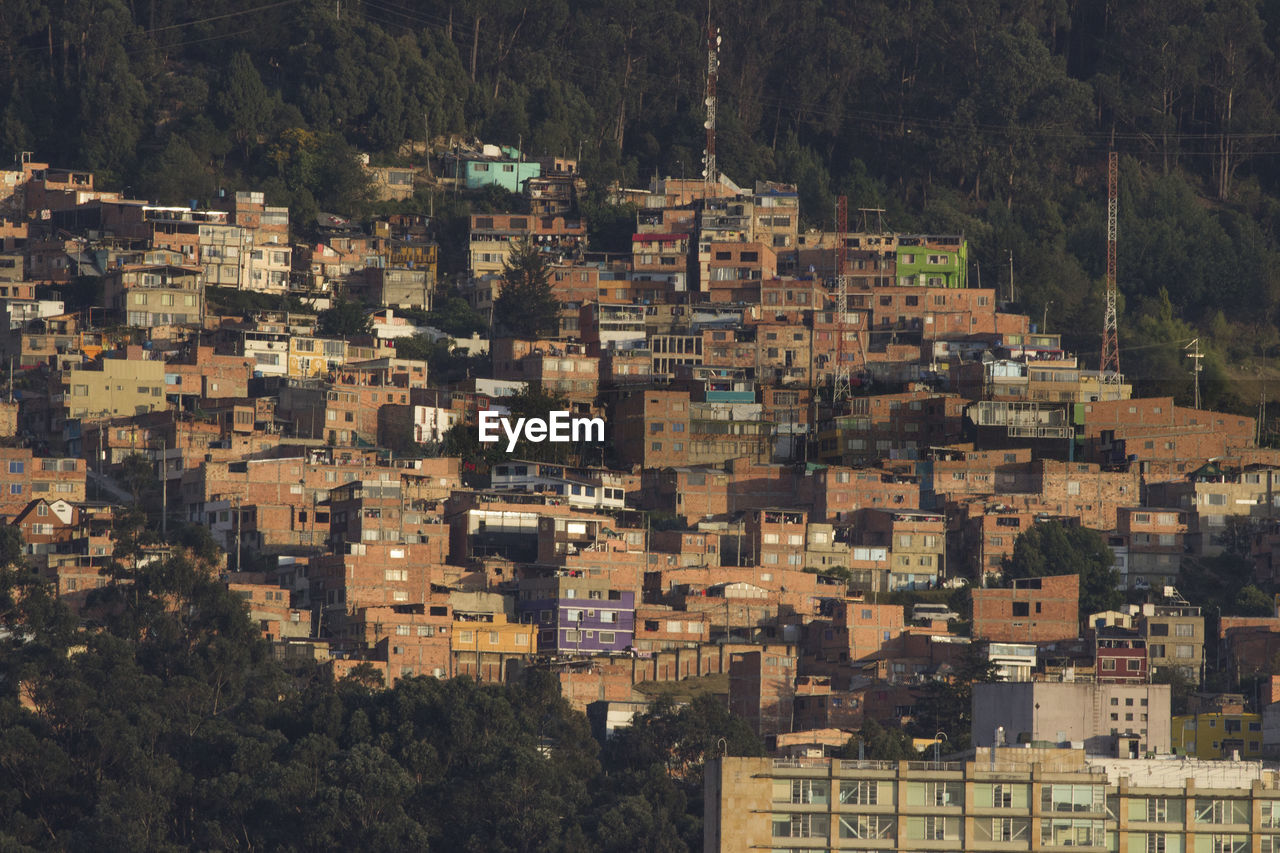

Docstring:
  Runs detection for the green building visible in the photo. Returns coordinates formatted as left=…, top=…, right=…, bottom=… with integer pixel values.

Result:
left=896, top=235, right=968, bottom=288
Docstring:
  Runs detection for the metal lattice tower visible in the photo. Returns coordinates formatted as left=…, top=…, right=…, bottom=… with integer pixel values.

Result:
left=702, top=24, right=720, bottom=191
left=832, top=196, right=852, bottom=405
left=1101, top=151, right=1121, bottom=384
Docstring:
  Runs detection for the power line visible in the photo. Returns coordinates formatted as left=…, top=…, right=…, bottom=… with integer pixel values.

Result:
left=138, top=0, right=306, bottom=36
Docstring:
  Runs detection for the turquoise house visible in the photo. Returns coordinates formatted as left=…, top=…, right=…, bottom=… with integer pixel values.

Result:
left=446, top=146, right=541, bottom=193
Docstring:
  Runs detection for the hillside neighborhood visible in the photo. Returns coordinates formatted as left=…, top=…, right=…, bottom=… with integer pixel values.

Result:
left=8, top=146, right=1280, bottom=850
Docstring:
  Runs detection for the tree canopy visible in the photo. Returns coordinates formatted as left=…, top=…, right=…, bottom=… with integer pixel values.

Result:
left=1002, top=520, right=1123, bottom=615
left=0, top=545, right=762, bottom=851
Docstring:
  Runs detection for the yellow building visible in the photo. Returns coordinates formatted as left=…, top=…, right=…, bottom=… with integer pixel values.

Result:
left=62, top=356, right=167, bottom=421
left=286, top=335, right=348, bottom=378
left=1172, top=713, right=1264, bottom=760
left=451, top=612, right=535, bottom=656
left=451, top=612, right=536, bottom=682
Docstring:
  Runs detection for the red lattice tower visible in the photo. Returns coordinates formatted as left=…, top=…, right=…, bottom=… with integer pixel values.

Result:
left=1101, top=151, right=1121, bottom=384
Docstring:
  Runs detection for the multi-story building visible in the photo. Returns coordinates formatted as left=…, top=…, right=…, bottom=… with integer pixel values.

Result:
left=0, top=448, right=86, bottom=516
left=972, top=574, right=1080, bottom=644
left=56, top=353, right=168, bottom=425
left=1172, top=712, right=1265, bottom=760
left=451, top=611, right=536, bottom=681
left=1095, top=626, right=1149, bottom=684
left=728, top=645, right=799, bottom=738
left=705, top=747, right=1280, bottom=852
left=1137, top=598, right=1205, bottom=685
left=973, top=681, right=1172, bottom=756
left=849, top=508, right=947, bottom=592
left=1149, top=461, right=1280, bottom=557
left=1116, top=506, right=1187, bottom=591
left=516, top=574, right=636, bottom=655
left=102, top=263, right=205, bottom=327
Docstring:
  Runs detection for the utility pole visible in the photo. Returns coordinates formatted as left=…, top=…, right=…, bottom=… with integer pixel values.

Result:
left=159, top=437, right=167, bottom=539
left=1101, top=151, right=1122, bottom=390
left=234, top=495, right=243, bottom=572
left=832, top=196, right=852, bottom=406
left=1007, top=250, right=1015, bottom=304
left=1186, top=338, right=1203, bottom=410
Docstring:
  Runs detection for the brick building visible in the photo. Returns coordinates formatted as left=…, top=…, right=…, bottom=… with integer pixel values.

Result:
left=972, top=573, right=1080, bottom=644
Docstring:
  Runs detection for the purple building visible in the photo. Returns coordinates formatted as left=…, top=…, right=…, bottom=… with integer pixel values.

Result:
left=518, top=574, right=636, bottom=655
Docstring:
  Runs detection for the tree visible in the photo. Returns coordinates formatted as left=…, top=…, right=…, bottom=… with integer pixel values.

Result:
left=118, top=452, right=157, bottom=504
left=426, top=295, right=487, bottom=338
left=1002, top=521, right=1123, bottom=615
left=910, top=642, right=1000, bottom=752
left=601, top=694, right=764, bottom=849
left=318, top=296, right=372, bottom=339
left=0, top=525, right=22, bottom=569
left=216, top=52, right=273, bottom=157
left=493, top=237, right=559, bottom=339
left=839, top=719, right=919, bottom=761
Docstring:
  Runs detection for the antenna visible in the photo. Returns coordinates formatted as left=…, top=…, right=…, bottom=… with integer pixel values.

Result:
left=1185, top=338, right=1203, bottom=410
left=702, top=20, right=720, bottom=192
left=1101, top=151, right=1122, bottom=389
left=832, top=196, right=852, bottom=405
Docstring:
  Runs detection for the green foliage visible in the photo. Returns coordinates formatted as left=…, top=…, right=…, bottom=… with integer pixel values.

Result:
left=2, top=539, right=769, bottom=850
left=425, top=294, right=487, bottom=338
left=581, top=200, right=638, bottom=255
left=206, top=286, right=307, bottom=318
left=601, top=694, right=765, bottom=849
left=317, top=296, right=372, bottom=339
left=0, top=525, right=22, bottom=569
left=839, top=719, right=920, bottom=761
left=1178, top=543, right=1274, bottom=619
left=909, top=643, right=1001, bottom=752
left=494, top=238, right=560, bottom=339
left=6, top=0, right=1280, bottom=375
left=1152, top=668, right=1196, bottom=716
left=392, top=334, right=488, bottom=386
left=118, top=452, right=157, bottom=503
left=1002, top=521, right=1123, bottom=615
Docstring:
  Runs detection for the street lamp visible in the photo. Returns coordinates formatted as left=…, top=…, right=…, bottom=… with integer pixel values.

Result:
left=933, top=731, right=948, bottom=766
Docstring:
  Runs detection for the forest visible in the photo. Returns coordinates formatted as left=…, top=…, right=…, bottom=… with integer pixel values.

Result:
left=4, top=0, right=1280, bottom=409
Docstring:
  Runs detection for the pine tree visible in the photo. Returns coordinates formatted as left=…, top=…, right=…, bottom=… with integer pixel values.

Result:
left=493, top=237, right=560, bottom=339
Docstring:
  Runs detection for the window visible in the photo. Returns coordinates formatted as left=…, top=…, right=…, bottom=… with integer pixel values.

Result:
left=1042, top=784, right=1103, bottom=814
left=772, top=814, right=829, bottom=839
left=976, top=817, right=1029, bottom=842
left=1195, top=799, right=1249, bottom=825
left=839, top=814, right=894, bottom=840
left=840, top=780, right=878, bottom=805
left=776, top=779, right=829, bottom=805
left=910, top=815, right=957, bottom=841
left=1176, top=623, right=1195, bottom=637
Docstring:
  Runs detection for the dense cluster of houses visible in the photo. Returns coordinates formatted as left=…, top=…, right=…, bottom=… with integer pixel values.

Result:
left=7, top=146, right=1280, bottom=771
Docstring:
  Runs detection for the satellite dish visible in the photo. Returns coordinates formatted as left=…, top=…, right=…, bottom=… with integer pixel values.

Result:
left=701, top=169, right=709, bottom=177
left=705, top=97, right=715, bottom=106
left=704, top=120, right=713, bottom=129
